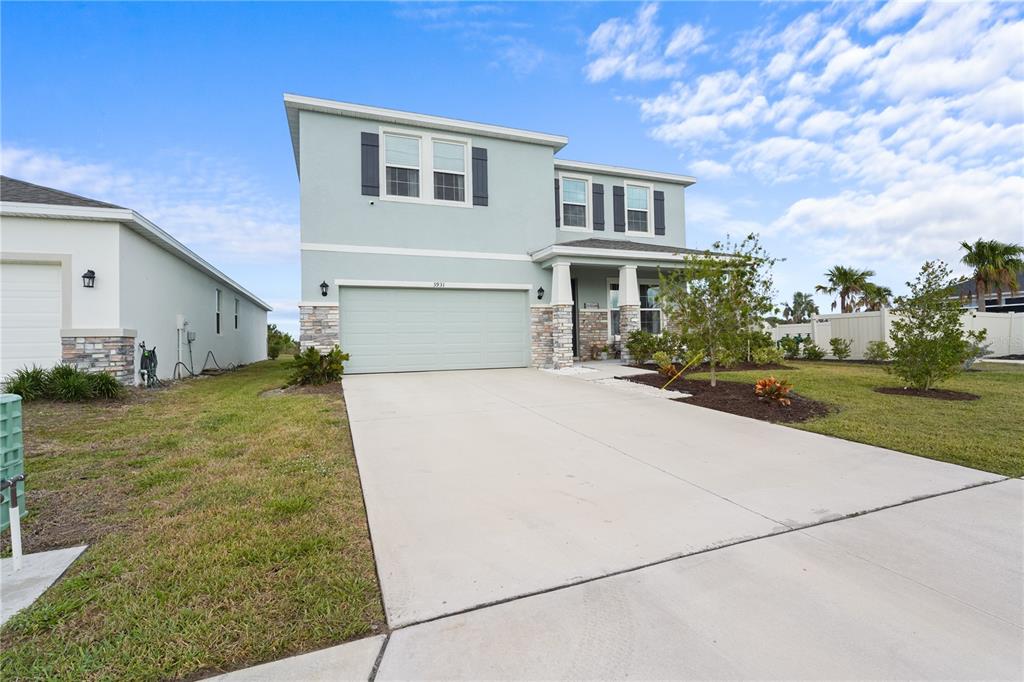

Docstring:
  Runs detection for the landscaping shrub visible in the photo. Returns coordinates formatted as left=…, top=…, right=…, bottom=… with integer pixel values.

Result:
left=889, top=260, right=985, bottom=390
left=864, top=340, right=891, bottom=362
left=779, top=336, right=802, bottom=360
left=267, top=323, right=297, bottom=360
left=625, top=330, right=658, bottom=364
left=829, top=337, right=852, bottom=360
left=288, top=345, right=350, bottom=386
left=87, top=371, right=127, bottom=399
left=716, top=346, right=741, bottom=368
left=803, top=343, right=825, bottom=360
left=754, top=376, right=792, bottom=405
left=46, top=364, right=94, bottom=401
left=655, top=331, right=685, bottom=360
left=752, top=346, right=784, bottom=365
left=963, top=338, right=993, bottom=370
left=652, top=351, right=674, bottom=375
left=3, top=365, right=49, bottom=400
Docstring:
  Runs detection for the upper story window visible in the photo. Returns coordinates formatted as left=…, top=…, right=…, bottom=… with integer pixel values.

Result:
left=384, top=134, right=421, bottom=198
left=433, top=140, right=466, bottom=202
left=560, top=176, right=589, bottom=229
left=380, top=128, right=471, bottom=206
left=626, top=183, right=650, bottom=233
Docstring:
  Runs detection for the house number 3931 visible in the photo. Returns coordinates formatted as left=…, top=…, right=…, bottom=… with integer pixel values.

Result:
left=433, top=281, right=446, bottom=288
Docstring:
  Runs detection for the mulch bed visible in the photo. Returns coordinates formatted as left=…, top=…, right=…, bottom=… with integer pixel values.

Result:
left=630, top=361, right=794, bottom=372
left=620, top=372, right=832, bottom=423
left=874, top=387, right=980, bottom=401
left=992, top=354, right=1024, bottom=360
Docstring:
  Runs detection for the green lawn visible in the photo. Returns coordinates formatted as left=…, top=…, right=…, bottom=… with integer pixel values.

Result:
left=0, top=360, right=383, bottom=681
left=688, top=360, right=1024, bottom=477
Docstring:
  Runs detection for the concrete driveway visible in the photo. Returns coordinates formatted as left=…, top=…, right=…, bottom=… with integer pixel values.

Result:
left=343, top=367, right=1004, bottom=628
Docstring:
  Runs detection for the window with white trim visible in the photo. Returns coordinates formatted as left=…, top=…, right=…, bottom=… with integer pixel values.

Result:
left=626, top=184, right=650, bottom=233
left=384, top=133, right=421, bottom=197
left=215, top=288, right=222, bottom=334
left=608, top=281, right=662, bottom=336
left=560, top=177, right=589, bottom=229
left=433, top=140, right=466, bottom=202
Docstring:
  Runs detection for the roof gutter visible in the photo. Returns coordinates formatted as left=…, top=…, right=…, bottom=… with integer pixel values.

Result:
left=0, top=201, right=272, bottom=311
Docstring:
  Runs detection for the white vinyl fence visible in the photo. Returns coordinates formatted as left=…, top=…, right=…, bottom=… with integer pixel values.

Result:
left=770, top=310, right=1022, bottom=359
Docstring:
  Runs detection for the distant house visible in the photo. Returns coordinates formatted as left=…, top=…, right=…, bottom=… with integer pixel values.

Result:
left=953, top=272, right=1024, bottom=313
left=0, top=176, right=270, bottom=383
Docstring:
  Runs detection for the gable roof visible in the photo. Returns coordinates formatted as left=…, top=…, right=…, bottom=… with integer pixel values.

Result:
left=0, top=176, right=271, bottom=311
left=1, top=175, right=124, bottom=209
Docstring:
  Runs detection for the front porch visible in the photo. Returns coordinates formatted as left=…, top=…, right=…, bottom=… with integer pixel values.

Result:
left=529, top=240, right=696, bottom=369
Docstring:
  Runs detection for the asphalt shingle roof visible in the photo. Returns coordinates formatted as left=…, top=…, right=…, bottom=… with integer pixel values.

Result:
left=0, top=175, right=124, bottom=209
left=559, top=238, right=708, bottom=255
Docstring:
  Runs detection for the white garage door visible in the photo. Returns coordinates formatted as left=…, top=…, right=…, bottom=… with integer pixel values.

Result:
left=340, top=287, right=530, bottom=374
left=1, top=263, right=62, bottom=377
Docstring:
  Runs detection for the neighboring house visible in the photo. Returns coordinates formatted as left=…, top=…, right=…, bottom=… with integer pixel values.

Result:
left=286, top=93, right=700, bottom=372
left=953, top=273, right=1024, bottom=313
left=0, top=176, right=270, bottom=383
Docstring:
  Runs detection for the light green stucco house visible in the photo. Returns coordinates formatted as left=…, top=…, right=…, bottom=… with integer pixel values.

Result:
left=285, top=93, right=699, bottom=373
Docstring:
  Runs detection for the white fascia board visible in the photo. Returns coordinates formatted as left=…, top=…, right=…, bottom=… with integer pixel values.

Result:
left=284, top=93, right=570, bottom=176
left=1, top=201, right=272, bottom=311
left=301, top=242, right=532, bottom=262
left=553, top=159, right=696, bottom=186
left=334, top=279, right=531, bottom=291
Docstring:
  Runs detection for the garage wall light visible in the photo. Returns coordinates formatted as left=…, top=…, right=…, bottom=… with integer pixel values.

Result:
left=320, top=280, right=329, bottom=297
left=81, top=270, right=96, bottom=288
left=537, top=286, right=545, bottom=300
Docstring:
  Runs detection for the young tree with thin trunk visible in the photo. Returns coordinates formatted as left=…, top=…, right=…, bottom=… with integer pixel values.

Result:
left=959, top=239, right=1024, bottom=311
left=659, top=234, right=777, bottom=387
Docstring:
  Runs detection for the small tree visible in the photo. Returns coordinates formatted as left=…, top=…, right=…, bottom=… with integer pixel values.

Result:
left=267, top=324, right=296, bottom=360
left=889, top=261, right=984, bottom=390
left=659, top=234, right=778, bottom=387
left=829, top=337, right=852, bottom=360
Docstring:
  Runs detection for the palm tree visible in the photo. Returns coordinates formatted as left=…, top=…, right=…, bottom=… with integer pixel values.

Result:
left=782, top=292, right=819, bottom=323
left=856, top=282, right=893, bottom=311
left=960, top=239, right=1024, bottom=312
left=815, top=266, right=876, bottom=313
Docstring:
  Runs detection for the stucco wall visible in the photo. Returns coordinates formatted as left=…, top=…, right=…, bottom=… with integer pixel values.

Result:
left=118, top=226, right=267, bottom=381
left=0, top=215, right=120, bottom=329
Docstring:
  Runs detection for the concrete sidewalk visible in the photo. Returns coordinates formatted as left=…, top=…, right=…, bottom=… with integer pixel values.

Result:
left=343, top=368, right=1001, bottom=627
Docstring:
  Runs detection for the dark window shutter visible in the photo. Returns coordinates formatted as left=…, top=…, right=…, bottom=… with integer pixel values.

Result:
left=653, top=190, right=666, bottom=235
left=360, top=132, right=379, bottom=196
left=554, top=178, right=560, bottom=227
left=612, top=185, right=625, bottom=232
left=472, top=147, right=488, bottom=206
left=592, top=183, right=605, bottom=231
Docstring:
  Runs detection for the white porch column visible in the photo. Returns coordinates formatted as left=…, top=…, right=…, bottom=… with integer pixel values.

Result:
left=550, top=261, right=573, bottom=305
left=618, top=265, right=641, bottom=363
left=549, top=261, right=574, bottom=368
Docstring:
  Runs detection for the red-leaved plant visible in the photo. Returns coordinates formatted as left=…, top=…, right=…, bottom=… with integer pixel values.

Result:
left=754, top=376, right=793, bottom=406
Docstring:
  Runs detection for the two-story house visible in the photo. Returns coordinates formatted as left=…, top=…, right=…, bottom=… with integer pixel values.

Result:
left=285, top=93, right=698, bottom=373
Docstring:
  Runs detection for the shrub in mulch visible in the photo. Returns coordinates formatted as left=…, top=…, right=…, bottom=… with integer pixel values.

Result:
left=873, top=387, right=980, bottom=401
left=629, top=361, right=793, bottom=373
left=620, top=373, right=832, bottom=423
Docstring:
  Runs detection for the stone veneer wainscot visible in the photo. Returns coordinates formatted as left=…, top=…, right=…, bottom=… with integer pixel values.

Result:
left=299, top=305, right=340, bottom=353
left=61, top=335, right=136, bottom=385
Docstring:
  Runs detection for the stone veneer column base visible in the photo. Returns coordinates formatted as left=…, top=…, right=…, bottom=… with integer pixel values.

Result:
left=618, top=305, right=641, bottom=363
left=530, top=306, right=554, bottom=368
left=299, top=305, right=340, bottom=353
left=551, top=304, right=574, bottom=369
left=61, top=336, right=136, bottom=385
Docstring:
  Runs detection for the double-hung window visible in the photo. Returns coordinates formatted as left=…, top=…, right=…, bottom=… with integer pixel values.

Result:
left=608, top=281, right=662, bottom=336
left=433, top=140, right=466, bottom=202
left=560, top=176, right=589, bottom=229
left=626, top=183, right=650, bottom=233
left=384, top=134, right=421, bottom=198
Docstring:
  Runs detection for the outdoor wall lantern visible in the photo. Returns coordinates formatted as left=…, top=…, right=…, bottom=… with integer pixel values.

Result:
left=320, top=280, right=329, bottom=297
left=81, top=270, right=96, bottom=288
left=537, top=286, right=545, bottom=300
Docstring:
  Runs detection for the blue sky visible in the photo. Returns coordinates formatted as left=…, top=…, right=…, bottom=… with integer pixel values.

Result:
left=3, top=1, right=1022, bottom=334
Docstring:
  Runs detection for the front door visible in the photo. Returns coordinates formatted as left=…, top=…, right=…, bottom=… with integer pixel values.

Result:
left=571, top=279, right=579, bottom=358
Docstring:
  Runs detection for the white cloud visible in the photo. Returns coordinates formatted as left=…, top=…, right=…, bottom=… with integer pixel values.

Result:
left=863, top=1, right=925, bottom=33
left=798, top=110, right=852, bottom=138
left=1, top=146, right=298, bottom=265
left=690, top=159, right=732, bottom=179
left=586, top=3, right=704, bottom=82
